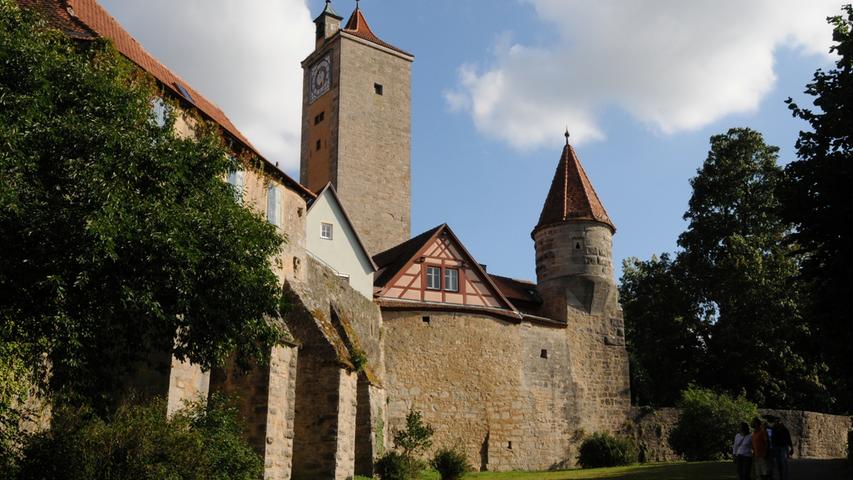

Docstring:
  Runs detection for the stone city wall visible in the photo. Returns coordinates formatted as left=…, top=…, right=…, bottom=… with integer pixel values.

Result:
left=627, top=407, right=852, bottom=461
left=383, top=309, right=621, bottom=471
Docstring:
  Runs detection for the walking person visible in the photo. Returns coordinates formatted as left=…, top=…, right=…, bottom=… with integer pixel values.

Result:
left=733, top=422, right=753, bottom=480
left=770, top=417, right=794, bottom=480
left=751, top=417, right=771, bottom=480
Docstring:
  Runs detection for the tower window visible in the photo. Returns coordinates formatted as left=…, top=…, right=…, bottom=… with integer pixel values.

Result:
left=267, top=185, right=280, bottom=227
left=426, top=266, right=441, bottom=290
left=541, top=349, right=549, bottom=359
left=321, top=222, right=333, bottom=240
left=316, top=139, right=322, bottom=151
left=422, top=316, right=430, bottom=324
left=374, top=83, right=384, bottom=95
left=314, top=111, right=325, bottom=125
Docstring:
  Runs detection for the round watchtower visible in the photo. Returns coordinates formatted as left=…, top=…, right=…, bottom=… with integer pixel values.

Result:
left=532, top=137, right=616, bottom=318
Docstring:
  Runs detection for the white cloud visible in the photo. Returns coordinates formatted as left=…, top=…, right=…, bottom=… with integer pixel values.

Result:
left=99, top=0, right=314, bottom=173
left=447, top=0, right=840, bottom=149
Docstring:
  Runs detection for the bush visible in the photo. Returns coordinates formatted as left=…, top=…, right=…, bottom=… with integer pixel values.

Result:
left=848, top=430, right=851, bottom=463
left=16, top=395, right=262, bottom=480
left=374, top=451, right=423, bottom=480
left=668, top=386, right=758, bottom=461
left=394, top=410, right=435, bottom=456
left=578, top=432, right=638, bottom=468
left=431, top=447, right=471, bottom=480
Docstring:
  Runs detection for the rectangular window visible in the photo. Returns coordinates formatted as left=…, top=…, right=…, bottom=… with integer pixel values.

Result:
left=316, top=139, right=322, bottom=151
left=151, top=97, right=168, bottom=127
left=444, top=268, right=459, bottom=292
left=374, top=83, right=384, bottom=95
left=267, top=185, right=280, bottom=226
left=227, top=168, right=245, bottom=205
left=314, top=111, right=325, bottom=125
left=426, top=266, right=441, bottom=290
left=321, top=222, right=333, bottom=240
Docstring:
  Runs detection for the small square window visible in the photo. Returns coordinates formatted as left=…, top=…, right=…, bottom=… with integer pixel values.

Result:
left=321, top=222, right=333, bottom=240
left=316, top=139, right=322, bottom=151
left=422, top=316, right=430, bottom=324
left=444, top=268, right=459, bottom=292
left=314, top=111, right=325, bottom=125
left=426, top=266, right=441, bottom=290
left=540, top=349, right=549, bottom=359
left=374, top=83, right=384, bottom=95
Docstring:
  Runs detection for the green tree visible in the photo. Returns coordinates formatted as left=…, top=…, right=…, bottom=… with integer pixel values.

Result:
left=0, top=0, right=285, bottom=412
left=782, top=5, right=853, bottom=412
left=678, top=128, right=826, bottom=409
left=17, top=395, right=263, bottom=480
left=669, top=386, right=758, bottom=461
left=620, top=254, right=708, bottom=407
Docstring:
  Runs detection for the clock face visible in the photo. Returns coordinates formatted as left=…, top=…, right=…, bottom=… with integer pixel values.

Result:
left=309, top=55, right=331, bottom=104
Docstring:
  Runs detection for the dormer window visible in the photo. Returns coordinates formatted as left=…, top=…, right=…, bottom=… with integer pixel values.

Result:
left=426, top=266, right=441, bottom=290
left=444, top=268, right=459, bottom=292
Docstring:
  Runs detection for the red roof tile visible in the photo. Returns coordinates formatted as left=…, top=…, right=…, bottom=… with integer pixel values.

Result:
left=342, top=8, right=412, bottom=57
left=533, top=142, right=615, bottom=235
left=18, top=0, right=315, bottom=200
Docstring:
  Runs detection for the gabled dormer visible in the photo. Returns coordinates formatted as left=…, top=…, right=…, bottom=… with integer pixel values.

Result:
left=372, top=225, right=518, bottom=317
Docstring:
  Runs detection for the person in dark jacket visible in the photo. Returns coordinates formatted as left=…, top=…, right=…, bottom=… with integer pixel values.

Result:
left=770, top=417, right=794, bottom=480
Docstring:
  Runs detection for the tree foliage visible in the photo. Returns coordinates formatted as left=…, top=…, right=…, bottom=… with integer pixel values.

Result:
left=669, top=386, right=758, bottom=461
left=782, top=4, right=853, bottom=412
left=577, top=432, right=637, bottom=468
left=0, top=0, right=285, bottom=412
left=621, top=128, right=828, bottom=410
left=621, top=254, right=708, bottom=407
left=16, top=395, right=263, bottom=480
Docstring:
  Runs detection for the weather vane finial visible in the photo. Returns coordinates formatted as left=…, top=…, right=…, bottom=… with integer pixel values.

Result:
left=355, top=0, right=360, bottom=10
left=564, top=127, right=570, bottom=145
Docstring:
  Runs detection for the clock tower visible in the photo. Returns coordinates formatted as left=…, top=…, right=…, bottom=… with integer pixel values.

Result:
left=300, top=2, right=414, bottom=256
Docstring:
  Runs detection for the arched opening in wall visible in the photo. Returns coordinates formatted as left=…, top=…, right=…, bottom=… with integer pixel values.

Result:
left=354, top=373, right=376, bottom=476
left=290, top=331, right=346, bottom=479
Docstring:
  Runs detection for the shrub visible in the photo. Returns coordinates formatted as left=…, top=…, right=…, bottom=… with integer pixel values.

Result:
left=374, top=451, right=423, bottom=480
left=848, top=430, right=851, bottom=463
left=578, top=432, right=638, bottom=468
left=668, top=386, right=758, bottom=461
left=16, top=395, right=262, bottom=480
left=430, top=446, right=471, bottom=480
left=393, top=410, right=434, bottom=457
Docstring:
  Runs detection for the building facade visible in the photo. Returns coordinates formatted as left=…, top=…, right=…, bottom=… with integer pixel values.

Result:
left=22, top=0, right=632, bottom=478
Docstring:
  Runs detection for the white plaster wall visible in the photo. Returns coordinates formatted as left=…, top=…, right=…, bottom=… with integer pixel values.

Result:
left=306, top=190, right=375, bottom=298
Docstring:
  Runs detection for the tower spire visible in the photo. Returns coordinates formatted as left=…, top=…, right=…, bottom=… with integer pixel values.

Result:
left=533, top=140, right=615, bottom=236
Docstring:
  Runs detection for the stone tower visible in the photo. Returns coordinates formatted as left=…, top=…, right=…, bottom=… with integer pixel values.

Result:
left=532, top=135, right=631, bottom=433
left=300, top=2, right=414, bottom=256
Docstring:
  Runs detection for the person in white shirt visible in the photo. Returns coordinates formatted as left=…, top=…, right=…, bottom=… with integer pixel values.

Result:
left=733, top=422, right=753, bottom=480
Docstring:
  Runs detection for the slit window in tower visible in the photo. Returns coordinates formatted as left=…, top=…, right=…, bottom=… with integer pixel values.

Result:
left=426, top=266, right=441, bottom=290
left=541, top=349, right=549, bottom=359
left=374, top=83, right=384, bottom=95
left=314, top=111, right=325, bottom=125
left=316, top=139, right=322, bottom=151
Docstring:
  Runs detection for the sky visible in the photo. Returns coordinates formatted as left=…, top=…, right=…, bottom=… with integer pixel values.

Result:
left=99, top=0, right=841, bottom=283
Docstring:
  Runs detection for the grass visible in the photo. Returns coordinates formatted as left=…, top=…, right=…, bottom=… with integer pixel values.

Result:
left=355, top=458, right=851, bottom=480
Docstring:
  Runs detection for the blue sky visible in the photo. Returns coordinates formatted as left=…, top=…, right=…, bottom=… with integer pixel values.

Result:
left=100, top=0, right=840, bottom=282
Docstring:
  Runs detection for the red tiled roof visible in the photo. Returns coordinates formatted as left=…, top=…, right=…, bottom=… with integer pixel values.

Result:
left=18, top=0, right=315, bottom=200
left=489, top=274, right=541, bottom=309
left=533, top=142, right=615, bottom=235
left=342, top=8, right=412, bottom=57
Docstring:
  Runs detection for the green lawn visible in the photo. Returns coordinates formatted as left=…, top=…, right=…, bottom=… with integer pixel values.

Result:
left=357, top=459, right=850, bottom=480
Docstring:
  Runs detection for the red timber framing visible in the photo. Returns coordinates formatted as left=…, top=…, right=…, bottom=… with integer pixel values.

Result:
left=376, top=225, right=515, bottom=312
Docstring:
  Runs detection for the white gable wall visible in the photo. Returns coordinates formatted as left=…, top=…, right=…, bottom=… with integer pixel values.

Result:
left=306, top=189, right=375, bottom=298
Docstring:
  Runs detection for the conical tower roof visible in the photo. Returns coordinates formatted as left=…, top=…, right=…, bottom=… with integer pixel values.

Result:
left=341, top=6, right=412, bottom=57
left=533, top=138, right=615, bottom=236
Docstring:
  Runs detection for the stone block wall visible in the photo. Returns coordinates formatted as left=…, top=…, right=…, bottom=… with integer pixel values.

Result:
left=335, top=36, right=412, bottom=255
left=383, top=310, right=586, bottom=471
left=166, top=357, right=210, bottom=416
left=627, top=407, right=853, bottom=461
